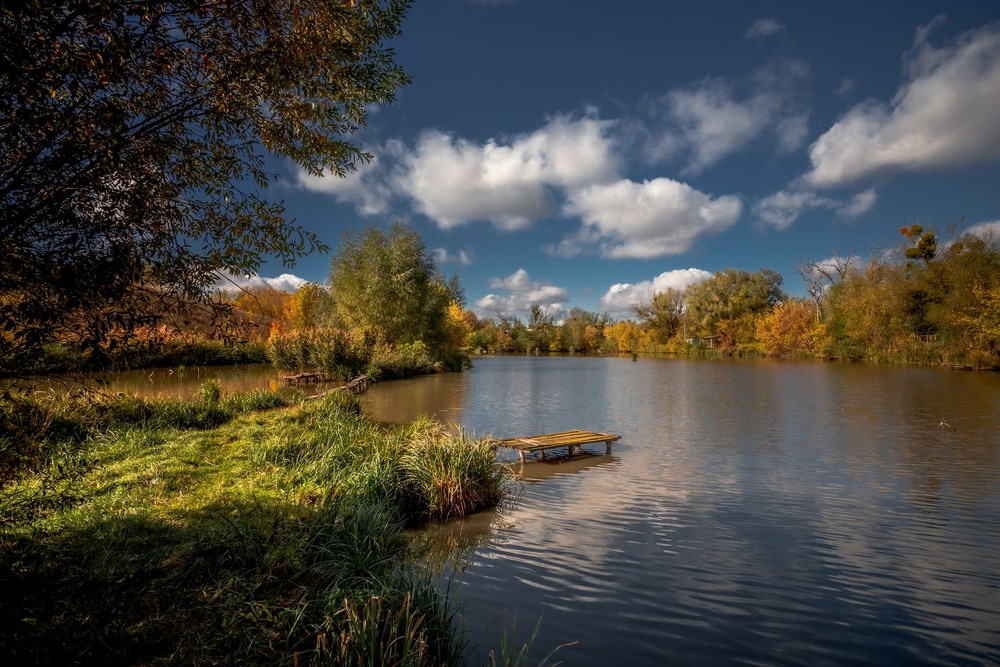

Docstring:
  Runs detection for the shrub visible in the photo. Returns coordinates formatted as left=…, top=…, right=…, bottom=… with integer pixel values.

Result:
left=267, top=327, right=370, bottom=377
left=400, top=420, right=510, bottom=522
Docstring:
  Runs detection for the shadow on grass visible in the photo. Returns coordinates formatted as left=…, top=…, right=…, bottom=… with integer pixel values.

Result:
left=1, top=495, right=460, bottom=665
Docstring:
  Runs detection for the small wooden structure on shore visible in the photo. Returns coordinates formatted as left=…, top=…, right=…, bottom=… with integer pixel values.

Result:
left=493, top=429, right=621, bottom=462
left=303, top=374, right=370, bottom=400
left=282, top=372, right=328, bottom=386
left=282, top=373, right=370, bottom=394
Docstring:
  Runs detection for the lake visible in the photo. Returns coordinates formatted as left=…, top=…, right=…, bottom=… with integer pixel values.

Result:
left=363, top=356, right=1000, bottom=666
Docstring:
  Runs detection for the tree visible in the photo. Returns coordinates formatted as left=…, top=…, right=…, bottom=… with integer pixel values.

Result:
left=757, top=299, right=819, bottom=357
left=328, top=223, right=459, bottom=350
left=635, top=288, right=684, bottom=342
left=959, top=282, right=1000, bottom=355
left=0, top=0, right=411, bottom=370
left=900, top=224, right=937, bottom=263
left=821, top=258, right=908, bottom=361
left=233, top=285, right=292, bottom=327
left=560, top=307, right=608, bottom=353
left=683, top=269, right=785, bottom=345
left=284, top=283, right=330, bottom=330
left=797, top=252, right=856, bottom=321
left=443, top=302, right=477, bottom=352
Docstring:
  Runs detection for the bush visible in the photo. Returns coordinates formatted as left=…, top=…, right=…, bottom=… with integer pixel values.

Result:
left=400, top=420, right=511, bottom=522
left=366, top=342, right=440, bottom=382
left=267, top=327, right=370, bottom=377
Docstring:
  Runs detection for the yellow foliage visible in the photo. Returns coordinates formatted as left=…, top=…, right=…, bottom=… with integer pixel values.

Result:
left=959, top=282, right=1000, bottom=353
left=444, top=302, right=476, bottom=351
left=756, top=300, right=819, bottom=357
left=285, top=283, right=323, bottom=329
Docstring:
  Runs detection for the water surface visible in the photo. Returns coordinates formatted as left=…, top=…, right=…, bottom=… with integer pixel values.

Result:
left=364, top=356, right=1000, bottom=666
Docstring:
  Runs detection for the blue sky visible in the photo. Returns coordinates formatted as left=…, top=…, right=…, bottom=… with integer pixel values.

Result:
left=252, top=1, right=1000, bottom=320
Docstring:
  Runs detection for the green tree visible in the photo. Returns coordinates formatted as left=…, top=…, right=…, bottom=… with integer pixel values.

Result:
left=960, top=282, right=1000, bottom=355
left=561, top=307, right=608, bottom=353
left=635, top=288, right=685, bottom=342
left=285, top=283, right=332, bottom=330
left=328, top=223, right=459, bottom=350
left=0, top=0, right=411, bottom=371
left=525, top=304, right=556, bottom=354
left=924, top=232, right=1000, bottom=347
left=822, top=259, right=908, bottom=361
left=683, top=269, right=785, bottom=346
left=900, top=224, right=938, bottom=263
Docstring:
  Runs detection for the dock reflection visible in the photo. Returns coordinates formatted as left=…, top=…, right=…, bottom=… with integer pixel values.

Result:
left=513, top=452, right=619, bottom=484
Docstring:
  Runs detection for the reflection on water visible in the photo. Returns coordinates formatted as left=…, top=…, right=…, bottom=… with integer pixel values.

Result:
left=515, top=452, right=619, bottom=484
left=18, top=364, right=335, bottom=400
left=366, top=356, right=1000, bottom=667
left=361, top=372, right=471, bottom=425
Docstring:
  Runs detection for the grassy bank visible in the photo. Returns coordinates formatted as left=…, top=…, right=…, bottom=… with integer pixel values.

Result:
left=266, top=329, right=468, bottom=382
left=3, top=338, right=269, bottom=376
left=0, top=388, right=510, bottom=665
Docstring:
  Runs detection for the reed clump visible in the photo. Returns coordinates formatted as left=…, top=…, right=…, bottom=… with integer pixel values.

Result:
left=401, top=419, right=510, bottom=521
left=0, top=388, right=509, bottom=664
left=266, top=329, right=468, bottom=382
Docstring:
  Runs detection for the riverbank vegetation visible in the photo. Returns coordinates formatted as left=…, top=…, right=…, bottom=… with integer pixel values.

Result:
left=1, top=222, right=468, bottom=381
left=1, top=0, right=412, bottom=378
left=460, top=226, right=1000, bottom=369
left=1, top=387, right=509, bottom=664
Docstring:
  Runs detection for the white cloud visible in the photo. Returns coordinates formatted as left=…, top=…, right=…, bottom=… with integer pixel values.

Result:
left=394, top=114, right=619, bottom=229
left=839, top=188, right=879, bottom=218
left=648, top=60, right=810, bottom=173
left=745, top=18, right=785, bottom=40
left=473, top=268, right=569, bottom=317
left=964, top=220, right=1000, bottom=242
left=754, top=187, right=877, bottom=229
left=803, top=255, right=863, bottom=284
left=805, top=23, right=1000, bottom=187
left=559, top=178, right=742, bottom=258
left=295, top=155, right=394, bottom=216
left=599, top=268, right=713, bottom=316
left=432, top=247, right=473, bottom=266
left=214, top=272, right=308, bottom=293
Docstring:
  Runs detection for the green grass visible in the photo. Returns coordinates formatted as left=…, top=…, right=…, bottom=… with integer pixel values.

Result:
left=0, top=389, right=512, bottom=664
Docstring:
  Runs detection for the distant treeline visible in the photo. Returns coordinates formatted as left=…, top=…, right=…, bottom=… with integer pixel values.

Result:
left=459, top=225, right=1000, bottom=369
left=10, top=224, right=998, bottom=375
left=230, top=225, right=998, bottom=370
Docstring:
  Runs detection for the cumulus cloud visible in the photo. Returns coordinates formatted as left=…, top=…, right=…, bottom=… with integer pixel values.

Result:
left=295, top=154, right=394, bottom=216
left=963, top=220, right=1000, bottom=242
left=432, top=247, right=473, bottom=266
left=647, top=59, right=810, bottom=173
left=394, top=114, right=619, bottom=229
left=214, top=272, right=308, bottom=293
left=804, top=22, right=1000, bottom=187
left=473, top=268, right=569, bottom=317
left=745, top=18, right=786, bottom=40
left=754, top=187, right=877, bottom=229
left=559, top=178, right=742, bottom=258
left=599, top=268, right=713, bottom=316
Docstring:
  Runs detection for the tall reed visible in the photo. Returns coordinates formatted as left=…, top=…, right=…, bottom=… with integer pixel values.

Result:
left=400, top=419, right=511, bottom=521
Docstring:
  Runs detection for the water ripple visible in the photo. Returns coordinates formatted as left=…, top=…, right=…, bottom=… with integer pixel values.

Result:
left=403, top=358, right=1000, bottom=666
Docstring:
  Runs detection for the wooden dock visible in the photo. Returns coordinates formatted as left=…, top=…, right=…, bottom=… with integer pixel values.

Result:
left=494, top=429, right=621, bottom=462
left=282, top=372, right=328, bottom=385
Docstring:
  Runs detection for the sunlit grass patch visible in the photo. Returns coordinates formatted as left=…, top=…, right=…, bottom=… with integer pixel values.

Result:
left=1, top=388, right=509, bottom=664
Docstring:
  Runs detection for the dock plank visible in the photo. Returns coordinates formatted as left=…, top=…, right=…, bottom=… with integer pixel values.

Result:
left=494, top=429, right=621, bottom=462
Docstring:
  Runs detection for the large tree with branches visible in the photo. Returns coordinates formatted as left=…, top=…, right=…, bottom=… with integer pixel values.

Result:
left=0, top=0, right=410, bottom=370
